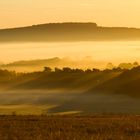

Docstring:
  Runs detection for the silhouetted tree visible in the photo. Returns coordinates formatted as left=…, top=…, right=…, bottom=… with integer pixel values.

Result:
left=106, top=63, right=114, bottom=70
left=85, top=69, right=92, bottom=73
left=92, top=68, right=100, bottom=72
left=44, top=67, right=52, bottom=73
left=119, top=63, right=133, bottom=70
left=133, top=62, right=139, bottom=68
left=54, top=67, right=62, bottom=73
left=63, top=67, right=72, bottom=73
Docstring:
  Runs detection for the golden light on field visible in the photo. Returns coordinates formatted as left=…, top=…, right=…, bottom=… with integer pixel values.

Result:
left=0, top=0, right=140, bottom=28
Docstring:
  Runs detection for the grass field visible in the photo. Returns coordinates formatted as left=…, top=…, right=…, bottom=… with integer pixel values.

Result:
left=0, top=115, right=139, bottom=140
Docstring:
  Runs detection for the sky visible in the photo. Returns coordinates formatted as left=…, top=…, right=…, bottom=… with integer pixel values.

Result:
left=0, top=0, right=140, bottom=29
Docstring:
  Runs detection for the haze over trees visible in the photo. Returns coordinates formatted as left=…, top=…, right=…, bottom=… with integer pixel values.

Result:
left=0, top=65, right=140, bottom=98
left=0, top=57, right=98, bottom=72
left=0, top=58, right=139, bottom=72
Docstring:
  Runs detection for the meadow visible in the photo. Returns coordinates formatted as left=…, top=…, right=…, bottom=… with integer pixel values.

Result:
left=0, top=115, right=139, bottom=140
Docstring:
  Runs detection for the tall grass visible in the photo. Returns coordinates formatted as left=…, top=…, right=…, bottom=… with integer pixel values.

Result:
left=0, top=115, right=139, bottom=140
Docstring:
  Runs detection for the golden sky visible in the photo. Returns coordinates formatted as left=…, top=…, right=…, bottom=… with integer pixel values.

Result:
left=0, top=0, right=140, bottom=29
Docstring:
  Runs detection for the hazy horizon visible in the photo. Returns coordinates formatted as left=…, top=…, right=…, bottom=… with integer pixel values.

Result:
left=1, top=41, right=140, bottom=63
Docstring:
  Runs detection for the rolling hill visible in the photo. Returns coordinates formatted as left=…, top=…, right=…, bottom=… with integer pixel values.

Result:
left=0, top=66, right=140, bottom=97
left=90, top=66, right=140, bottom=97
left=0, top=22, right=140, bottom=42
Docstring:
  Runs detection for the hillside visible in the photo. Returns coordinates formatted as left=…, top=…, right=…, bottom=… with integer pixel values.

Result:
left=0, top=67, right=140, bottom=97
left=0, top=68, right=140, bottom=114
left=0, top=57, right=62, bottom=72
left=90, top=66, right=140, bottom=97
left=0, top=23, right=140, bottom=42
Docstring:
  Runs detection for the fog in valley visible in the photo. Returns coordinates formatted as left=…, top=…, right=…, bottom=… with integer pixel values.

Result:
left=0, top=90, right=140, bottom=115
left=0, top=41, right=140, bottom=114
left=1, top=41, right=140, bottom=72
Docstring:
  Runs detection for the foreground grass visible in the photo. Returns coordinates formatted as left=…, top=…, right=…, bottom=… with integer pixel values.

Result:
left=0, top=115, right=139, bottom=140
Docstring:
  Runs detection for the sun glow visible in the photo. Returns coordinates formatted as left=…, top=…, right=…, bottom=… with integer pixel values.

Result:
left=0, top=0, right=140, bottom=28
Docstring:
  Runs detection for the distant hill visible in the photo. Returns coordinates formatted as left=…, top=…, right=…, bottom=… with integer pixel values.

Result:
left=0, top=57, right=64, bottom=72
left=0, top=22, right=140, bottom=42
left=0, top=57, right=100, bottom=72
